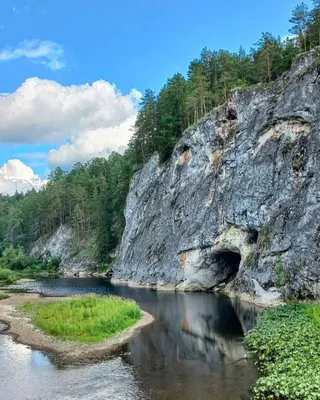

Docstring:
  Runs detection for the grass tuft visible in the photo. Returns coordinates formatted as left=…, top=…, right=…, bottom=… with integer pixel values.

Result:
left=21, top=295, right=143, bottom=343
left=0, top=293, right=9, bottom=300
left=245, top=304, right=320, bottom=400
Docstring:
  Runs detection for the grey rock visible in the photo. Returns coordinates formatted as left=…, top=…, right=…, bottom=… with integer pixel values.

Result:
left=31, top=225, right=97, bottom=274
left=113, top=48, right=320, bottom=303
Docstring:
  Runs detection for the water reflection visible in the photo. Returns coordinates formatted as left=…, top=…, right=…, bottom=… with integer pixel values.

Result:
left=0, top=278, right=260, bottom=400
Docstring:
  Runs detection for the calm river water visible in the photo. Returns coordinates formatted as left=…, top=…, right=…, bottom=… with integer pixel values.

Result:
left=0, top=278, right=260, bottom=400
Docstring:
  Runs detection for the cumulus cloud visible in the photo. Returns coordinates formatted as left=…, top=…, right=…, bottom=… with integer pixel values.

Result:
left=0, top=159, right=46, bottom=195
left=48, top=116, right=135, bottom=167
left=0, top=40, right=65, bottom=70
left=0, top=77, right=141, bottom=167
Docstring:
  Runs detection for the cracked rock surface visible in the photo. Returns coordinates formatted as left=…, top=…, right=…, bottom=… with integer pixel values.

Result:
left=113, top=49, right=320, bottom=302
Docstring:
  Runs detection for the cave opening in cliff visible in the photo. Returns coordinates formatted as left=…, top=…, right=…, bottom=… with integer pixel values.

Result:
left=215, top=250, right=241, bottom=284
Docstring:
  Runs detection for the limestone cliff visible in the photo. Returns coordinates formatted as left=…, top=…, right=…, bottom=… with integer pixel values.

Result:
left=112, top=48, right=320, bottom=303
left=31, top=225, right=97, bottom=275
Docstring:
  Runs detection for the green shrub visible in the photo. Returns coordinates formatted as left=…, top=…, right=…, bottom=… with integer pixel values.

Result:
left=0, top=268, right=18, bottom=284
left=46, top=257, right=60, bottom=272
left=0, top=245, right=38, bottom=271
left=31, top=257, right=61, bottom=274
left=245, top=304, right=320, bottom=400
left=21, top=295, right=143, bottom=343
left=245, top=250, right=259, bottom=269
left=275, top=254, right=287, bottom=287
left=0, top=293, right=9, bottom=300
left=0, top=244, right=61, bottom=276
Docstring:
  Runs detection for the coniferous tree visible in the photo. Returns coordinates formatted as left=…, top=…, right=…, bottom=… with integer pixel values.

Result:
left=290, top=2, right=310, bottom=52
left=253, top=33, right=284, bottom=83
left=308, top=0, right=320, bottom=47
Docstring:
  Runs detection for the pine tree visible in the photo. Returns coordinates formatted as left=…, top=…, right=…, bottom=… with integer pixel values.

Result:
left=290, top=2, right=310, bottom=52
left=156, top=74, right=187, bottom=161
left=307, top=0, right=320, bottom=47
left=253, top=33, right=283, bottom=83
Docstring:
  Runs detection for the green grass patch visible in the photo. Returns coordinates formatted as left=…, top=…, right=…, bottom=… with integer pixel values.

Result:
left=245, top=304, right=320, bottom=400
left=0, top=268, right=18, bottom=284
left=21, top=295, right=143, bottom=343
left=0, top=293, right=9, bottom=300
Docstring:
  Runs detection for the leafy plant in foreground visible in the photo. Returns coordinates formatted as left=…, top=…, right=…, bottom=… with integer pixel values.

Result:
left=245, top=304, right=320, bottom=400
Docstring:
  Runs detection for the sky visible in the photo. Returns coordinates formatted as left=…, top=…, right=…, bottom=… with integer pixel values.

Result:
left=0, top=0, right=313, bottom=194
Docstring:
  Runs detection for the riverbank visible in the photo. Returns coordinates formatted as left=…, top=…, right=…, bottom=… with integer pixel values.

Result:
left=0, top=293, right=154, bottom=364
left=245, top=304, right=320, bottom=400
left=111, top=277, right=284, bottom=307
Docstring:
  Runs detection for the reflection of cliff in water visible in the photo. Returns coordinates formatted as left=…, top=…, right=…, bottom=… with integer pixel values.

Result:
left=117, top=289, right=260, bottom=400
left=7, top=279, right=260, bottom=400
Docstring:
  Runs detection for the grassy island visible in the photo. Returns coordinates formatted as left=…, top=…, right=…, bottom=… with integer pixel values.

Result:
left=245, top=304, right=320, bottom=400
left=22, top=295, right=143, bottom=343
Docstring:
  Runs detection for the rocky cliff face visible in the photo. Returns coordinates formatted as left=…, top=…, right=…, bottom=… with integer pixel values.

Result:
left=32, top=225, right=97, bottom=275
left=112, top=49, right=320, bottom=303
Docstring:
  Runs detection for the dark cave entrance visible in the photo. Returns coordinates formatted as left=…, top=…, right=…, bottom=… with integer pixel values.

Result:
left=214, top=250, right=241, bottom=284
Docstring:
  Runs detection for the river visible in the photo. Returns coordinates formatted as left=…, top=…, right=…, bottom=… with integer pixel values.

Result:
left=0, top=277, right=260, bottom=400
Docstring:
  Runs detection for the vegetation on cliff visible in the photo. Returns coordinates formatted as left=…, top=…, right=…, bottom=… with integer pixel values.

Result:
left=0, top=1, right=320, bottom=266
left=245, top=304, right=320, bottom=400
left=21, top=295, right=142, bottom=343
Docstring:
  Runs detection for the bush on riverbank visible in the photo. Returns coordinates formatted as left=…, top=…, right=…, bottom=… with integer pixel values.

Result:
left=245, top=304, right=320, bottom=400
left=0, top=245, right=60, bottom=275
left=22, top=295, right=143, bottom=343
left=0, top=268, right=18, bottom=284
left=0, top=245, right=61, bottom=281
left=0, top=293, right=9, bottom=300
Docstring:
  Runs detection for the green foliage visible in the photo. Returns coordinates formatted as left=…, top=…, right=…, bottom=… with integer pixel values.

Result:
left=0, top=293, right=9, bottom=300
left=290, top=2, right=310, bottom=52
left=0, top=245, right=37, bottom=271
left=275, top=254, right=288, bottom=287
left=30, top=257, right=61, bottom=275
left=0, top=269, right=17, bottom=284
left=22, top=295, right=142, bottom=343
left=306, top=303, right=320, bottom=324
left=245, top=304, right=320, bottom=400
left=245, top=250, right=259, bottom=269
left=0, top=244, right=60, bottom=276
left=258, top=225, right=272, bottom=249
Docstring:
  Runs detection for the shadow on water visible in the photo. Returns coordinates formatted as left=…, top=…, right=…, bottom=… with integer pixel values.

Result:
left=0, top=278, right=261, bottom=400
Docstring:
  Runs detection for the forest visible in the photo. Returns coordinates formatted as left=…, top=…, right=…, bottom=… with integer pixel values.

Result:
left=0, top=1, right=319, bottom=268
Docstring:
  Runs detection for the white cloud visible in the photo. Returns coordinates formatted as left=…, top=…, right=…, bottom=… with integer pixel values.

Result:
left=0, top=77, right=141, bottom=167
left=48, top=116, right=135, bottom=167
left=0, top=159, right=46, bottom=195
left=14, top=152, right=47, bottom=160
left=0, top=40, right=65, bottom=70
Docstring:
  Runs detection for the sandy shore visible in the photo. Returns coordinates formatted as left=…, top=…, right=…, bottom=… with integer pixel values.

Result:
left=0, top=293, right=154, bottom=364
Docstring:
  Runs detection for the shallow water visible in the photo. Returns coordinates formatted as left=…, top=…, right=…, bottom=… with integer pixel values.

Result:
left=0, top=278, right=260, bottom=400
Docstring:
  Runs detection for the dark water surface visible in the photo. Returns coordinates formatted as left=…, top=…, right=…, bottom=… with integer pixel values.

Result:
left=0, top=278, right=260, bottom=400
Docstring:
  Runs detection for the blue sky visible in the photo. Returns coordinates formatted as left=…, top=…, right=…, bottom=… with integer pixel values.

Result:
left=0, top=0, right=313, bottom=194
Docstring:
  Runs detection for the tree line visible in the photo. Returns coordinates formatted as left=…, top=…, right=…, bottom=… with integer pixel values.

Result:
left=0, top=1, right=319, bottom=265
